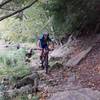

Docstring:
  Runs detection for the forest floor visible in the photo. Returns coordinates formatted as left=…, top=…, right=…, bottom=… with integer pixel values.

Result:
left=30, top=34, right=100, bottom=100
left=0, top=34, right=100, bottom=100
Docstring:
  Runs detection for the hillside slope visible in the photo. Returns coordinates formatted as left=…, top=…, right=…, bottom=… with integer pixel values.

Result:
left=17, top=34, right=100, bottom=100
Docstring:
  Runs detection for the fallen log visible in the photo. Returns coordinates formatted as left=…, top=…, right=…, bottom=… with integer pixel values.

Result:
left=1, top=85, right=34, bottom=99
left=65, top=47, right=93, bottom=67
left=13, top=72, right=39, bottom=93
left=0, top=72, right=40, bottom=99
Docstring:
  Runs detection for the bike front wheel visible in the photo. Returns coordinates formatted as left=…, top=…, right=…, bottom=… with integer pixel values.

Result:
left=44, top=53, right=49, bottom=74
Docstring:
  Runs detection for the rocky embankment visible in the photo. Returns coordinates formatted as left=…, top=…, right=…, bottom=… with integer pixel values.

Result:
left=0, top=34, right=100, bottom=100
left=47, top=34, right=100, bottom=100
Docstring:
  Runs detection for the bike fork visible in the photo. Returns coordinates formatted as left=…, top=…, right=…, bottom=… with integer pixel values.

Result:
left=45, top=54, right=49, bottom=74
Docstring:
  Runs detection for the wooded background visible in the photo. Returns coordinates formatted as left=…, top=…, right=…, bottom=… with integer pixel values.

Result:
left=0, top=0, right=100, bottom=42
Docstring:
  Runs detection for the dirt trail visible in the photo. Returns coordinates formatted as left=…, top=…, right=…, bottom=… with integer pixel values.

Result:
left=1, top=37, right=100, bottom=100
left=35, top=34, right=100, bottom=100
left=36, top=66, right=100, bottom=100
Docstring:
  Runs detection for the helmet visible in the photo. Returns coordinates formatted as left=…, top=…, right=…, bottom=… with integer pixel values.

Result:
left=43, top=32, right=48, bottom=35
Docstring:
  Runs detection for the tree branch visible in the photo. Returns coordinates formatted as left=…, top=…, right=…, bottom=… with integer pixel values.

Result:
left=0, top=7, right=15, bottom=11
left=0, top=0, right=13, bottom=8
left=0, top=0, right=38, bottom=21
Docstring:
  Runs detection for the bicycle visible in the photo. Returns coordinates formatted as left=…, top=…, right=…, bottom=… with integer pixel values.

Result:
left=32, top=48, right=53, bottom=74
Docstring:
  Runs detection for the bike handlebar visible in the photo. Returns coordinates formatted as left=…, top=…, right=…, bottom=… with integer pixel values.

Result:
left=32, top=48, right=54, bottom=51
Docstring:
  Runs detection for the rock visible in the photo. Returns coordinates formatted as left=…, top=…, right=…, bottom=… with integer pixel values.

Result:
left=50, top=42, right=73, bottom=59
left=38, top=83, right=47, bottom=91
left=60, top=34, right=71, bottom=45
left=50, top=62, right=63, bottom=71
left=0, top=84, right=6, bottom=92
left=67, top=72, right=76, bottom=83
left=28, top=94, right=32, bottom=99
left=25, top=48, right=33, bottom=58
left=13, top=72, right=39, bottom=92
left=49, top=88, right=100, bottom=100
left=50, top=45, right=72, bottom=58
left=65, top=47, right=92, bottom=67
left=37, top=70, right=47, bottom=80
left=1, top=77, right=10, bottom=86
left=30, top=59, right=40, bottom=71
left=37, top=70, right=46, bottom=76
left=1, top=85, right=34, bottom=99
left=17, top=84, right=33, bottom=94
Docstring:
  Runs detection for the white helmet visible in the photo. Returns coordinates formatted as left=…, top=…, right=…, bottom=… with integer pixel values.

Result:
left=43, top=32, right=48, bottom=35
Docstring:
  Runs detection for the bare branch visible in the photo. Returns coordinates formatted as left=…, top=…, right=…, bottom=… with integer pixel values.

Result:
left=0, top=0, right=13, bottom=8
left=0, top=7, right=15, bottom=11
left=0, top=0, right=38, bottom=21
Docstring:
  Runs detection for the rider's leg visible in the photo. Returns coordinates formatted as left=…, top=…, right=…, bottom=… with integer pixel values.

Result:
left=40, top=49, right=44, bottom=69
left=44, top=48, right=49, bottom=74
left=40, top=49, right=43, bottom=61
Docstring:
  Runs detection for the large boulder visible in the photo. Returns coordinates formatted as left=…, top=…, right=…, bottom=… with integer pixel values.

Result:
left=65, top=47, right=93, bottom=67
left=49, top=43, right=73, bottom=62
left=50, top=35, right=74, bottom=60
left=49, top=88, right=100, bottom=100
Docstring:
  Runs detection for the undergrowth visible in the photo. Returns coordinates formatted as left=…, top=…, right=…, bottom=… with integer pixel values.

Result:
left=0, top=48, right=31, bottom=80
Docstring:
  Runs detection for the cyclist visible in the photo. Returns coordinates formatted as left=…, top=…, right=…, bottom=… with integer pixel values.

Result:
left=37, top=32, right=54, bottom=69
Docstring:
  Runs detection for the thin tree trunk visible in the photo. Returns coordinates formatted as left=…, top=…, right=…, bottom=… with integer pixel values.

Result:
left=94, top=23, right=100, bottom=34
left=0, top=0, right=38, bottom=21
left=0, top=0, right=13, bottom=8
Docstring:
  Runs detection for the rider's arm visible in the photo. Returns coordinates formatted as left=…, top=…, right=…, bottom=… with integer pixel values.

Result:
left=49, top=38, right=54, bottom=49
left=37, top=40, right=42, bottom=50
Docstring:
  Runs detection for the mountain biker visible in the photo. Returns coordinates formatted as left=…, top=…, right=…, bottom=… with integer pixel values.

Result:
left=37, top=32, right=54, bottom=69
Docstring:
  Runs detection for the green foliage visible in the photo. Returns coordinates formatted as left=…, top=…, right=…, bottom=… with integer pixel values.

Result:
left=14, top=95, right=39, bottom=100
left=0, top=0, right=99, bottom=42
left=20, top=95, right=28, bottom=100
left=0, top=48, right=31, bottom=80
left=0, top=66, right=31, bottom=81
left=32, top=96, right=39, bottom=100
left=42, top=0, right=68, bottom=34
left=0, top=48, right=26, bottom=67
left=42, top=0, right=100, bottom=36
left=0, top=2, right=51, bottom=42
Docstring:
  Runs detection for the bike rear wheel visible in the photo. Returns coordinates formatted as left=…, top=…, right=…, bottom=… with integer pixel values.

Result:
left=41, top=49, right=49, bottom=74
left=44, top=54, right=49, bottom=74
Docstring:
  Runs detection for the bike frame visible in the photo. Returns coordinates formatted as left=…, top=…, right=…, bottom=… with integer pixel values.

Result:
left=41, top=48, right=49, bottom=74
left=32, top=48, right=53, bottom=74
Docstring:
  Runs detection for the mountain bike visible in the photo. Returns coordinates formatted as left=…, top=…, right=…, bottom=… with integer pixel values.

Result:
left=33, top=48, right=53, bottom=74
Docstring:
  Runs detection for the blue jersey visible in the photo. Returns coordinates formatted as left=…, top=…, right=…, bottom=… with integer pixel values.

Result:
left=39, top=35, right=51, bottom=49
